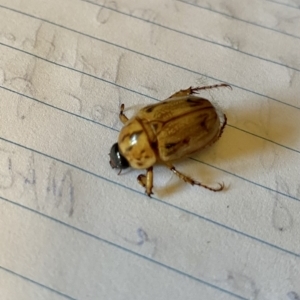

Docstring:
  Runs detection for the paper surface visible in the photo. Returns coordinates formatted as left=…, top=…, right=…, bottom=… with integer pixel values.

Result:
left=0, top=0, right=300, bottom=299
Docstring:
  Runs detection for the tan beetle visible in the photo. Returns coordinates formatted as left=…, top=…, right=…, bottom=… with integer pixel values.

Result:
left=109, top=83, right=231, bottom=196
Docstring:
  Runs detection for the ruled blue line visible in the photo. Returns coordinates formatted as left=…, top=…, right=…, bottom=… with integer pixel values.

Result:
left=176, top=0, right=300, bottom=39
left=80, top=0, right=300, bottom=72
left=228, top=125, right=300, bottom=154
left=0, top=135, right=299, bottom=261
left=0, top=86, right=118, bottom=131
left=192, top=158, right=300, bottom=204
left=0, top=34, right=300, bottom=113
left=1, top=47, right=300, bottom=155
left=265, top=0, right=300, bottom=9
left=0, top=41, right=157, bottom=101
left=0, top=3, right=300, bottom=102
left=0, top=265, right=77, bottom=300
left=1, top=83, right=300, bottom=156
left=0, top=195, right=248, bottom=300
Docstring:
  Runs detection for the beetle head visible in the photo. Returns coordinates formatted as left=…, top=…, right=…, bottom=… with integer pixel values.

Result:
left=109, top=143, right=130, bottom=171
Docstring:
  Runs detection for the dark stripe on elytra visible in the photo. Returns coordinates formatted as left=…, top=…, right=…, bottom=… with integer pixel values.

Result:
left=164, top=138, right=190, bottom=157
left=183, top=138, right=190, bottom=145
left=151, top=141, right=158, bottom=150
left=165, top=142, right=179, bottom=149
left=145, top=100, right=173, bottom=113
left=186, top=97, right=208, bottom=107
left=165, top=137, right=190, bottom=150
left=164, top=106, right=213, bottom=125
left=200, top=120, right=208, bottom=131
left=151, top=123, right=159, bottom=131
left=199, top=113, right=218, bottom=131
left=144, top=105, right=155, bottom=113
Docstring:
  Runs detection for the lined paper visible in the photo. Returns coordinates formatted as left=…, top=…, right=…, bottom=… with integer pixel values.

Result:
left=0, top=0, right=300, bottom=299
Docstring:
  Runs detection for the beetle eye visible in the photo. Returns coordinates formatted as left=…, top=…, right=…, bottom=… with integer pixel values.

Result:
left=109, top=143, right=129, bottom=170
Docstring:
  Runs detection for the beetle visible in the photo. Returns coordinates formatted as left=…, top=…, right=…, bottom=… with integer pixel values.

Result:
left=109, top=83, right=231, bottom=196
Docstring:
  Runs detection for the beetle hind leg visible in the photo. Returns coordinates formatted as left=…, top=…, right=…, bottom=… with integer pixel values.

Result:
left=167, top=83, right=231, bottom=99
left=218, top=114, right=227, bottom=138
left=137, top=167, right=154, bottom=197
left=203, top=113, right=227, bottom=149
left=119, top=104, right=129, bottom=124
left=191, top=83, right=232, bottom=94
left=165, top=163, right=224, bottom=192
left=167, top=87, right=194, bottom=99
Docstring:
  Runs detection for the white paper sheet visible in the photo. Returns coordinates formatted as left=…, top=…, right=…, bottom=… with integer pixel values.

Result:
left=0, top=0, right=300, bottom=299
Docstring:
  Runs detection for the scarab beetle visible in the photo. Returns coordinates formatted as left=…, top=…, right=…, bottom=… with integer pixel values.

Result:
left=109, top=83, right=231, bottom=196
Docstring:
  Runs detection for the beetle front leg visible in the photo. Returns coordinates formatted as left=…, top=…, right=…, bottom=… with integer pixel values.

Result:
left=165, top=163, right=224, bottom=192
left=137, top=167, right=154, bottom=197
left=119, top=104, right=129, bottom=124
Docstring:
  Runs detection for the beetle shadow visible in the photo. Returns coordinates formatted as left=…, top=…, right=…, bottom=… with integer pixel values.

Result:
left=153, top=160, right=226, bottom=198
left=211, top=99, right=299, bottom=163
left=155, top=178, right=186, bottom=197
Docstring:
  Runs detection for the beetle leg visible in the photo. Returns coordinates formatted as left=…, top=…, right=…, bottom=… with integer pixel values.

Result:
left=119, top=103, right=129, bottom=124
left=207, top=113, right=228, bottom=147
left=190, top=83, right=232, bottom=94
left=165, top=163, right=224, bottom=192
left=218, top=114, right=227, bottom=138
left=167, top=87, right=199, bottom=99
left=167, top=83, right=231, bottom=99
left=137, top=167, right=154, bottom=197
